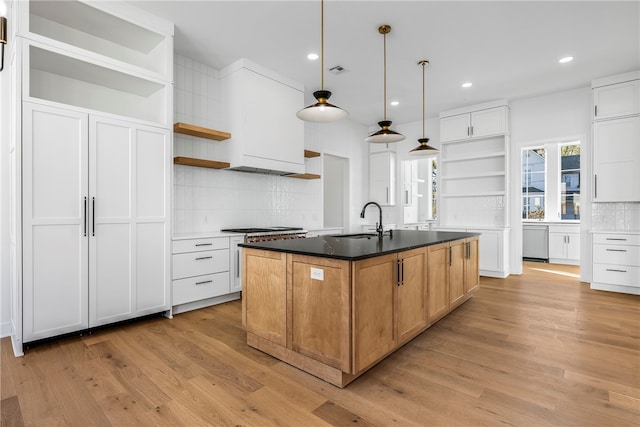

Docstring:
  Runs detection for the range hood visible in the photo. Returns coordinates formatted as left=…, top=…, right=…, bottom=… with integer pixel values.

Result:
left=220, top=59, right=306, bottom=176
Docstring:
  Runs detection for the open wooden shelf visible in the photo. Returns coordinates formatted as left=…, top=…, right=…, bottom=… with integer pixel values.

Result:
left=304, top=150, right=321, bottom=158
left=174, top=122, right=231, bottom=141
left=173, top=157, right=230, bottom=169
left=286, top=173, right=321, bottom=180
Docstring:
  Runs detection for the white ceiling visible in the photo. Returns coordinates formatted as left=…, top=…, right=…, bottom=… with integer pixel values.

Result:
left=131, top=0, right=640, bottom=126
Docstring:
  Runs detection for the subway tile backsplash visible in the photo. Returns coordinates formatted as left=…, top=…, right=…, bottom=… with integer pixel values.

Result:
left=173, top=54, right=323, bottom=233
left=591, top=203, right=640, bottom=231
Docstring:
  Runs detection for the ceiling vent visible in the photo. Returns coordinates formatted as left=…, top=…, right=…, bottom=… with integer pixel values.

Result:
left=329, top=65, right=346, bottom=74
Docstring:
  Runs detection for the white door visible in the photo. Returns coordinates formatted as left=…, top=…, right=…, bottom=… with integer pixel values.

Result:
left=22, top=103, right=89, bottom=342
left=89, top=116, right=170, bottom=327
left=593, top=116, right=640, bottom=202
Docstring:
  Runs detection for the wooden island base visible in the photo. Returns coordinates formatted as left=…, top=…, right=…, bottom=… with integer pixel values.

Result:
left=242, top=234, right=479, bottom=388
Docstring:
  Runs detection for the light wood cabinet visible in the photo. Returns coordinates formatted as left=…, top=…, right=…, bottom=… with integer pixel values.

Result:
left=352, top=248, right=427, bottom=372
left=243, top=237, right=476, bottom=388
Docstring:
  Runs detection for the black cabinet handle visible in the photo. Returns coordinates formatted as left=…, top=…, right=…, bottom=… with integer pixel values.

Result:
left=195, top=243, right=213, bottom=247
left=606, top=268, right=627, bottom=273
left=195, top=280, right=213, bottom=285
left=397, top=259, right=401, bottom=286
left=195, top=256, right=213, bottom=261
left=606, top=248, right=627, bottom=252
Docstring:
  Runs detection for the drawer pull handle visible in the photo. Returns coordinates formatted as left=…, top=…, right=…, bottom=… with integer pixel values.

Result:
left=606, top=249, right=627, bottom=252
left=195, top=256, right=213, bottom=261
left=196, top=280, right=213, bottom=285
left=606, top=238, right=627, bottom=241
left=195, top=243, right=213, bottom=247
left=606, top=269, right=627, bottom=273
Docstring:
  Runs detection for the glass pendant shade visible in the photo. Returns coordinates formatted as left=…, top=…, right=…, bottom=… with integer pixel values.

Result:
left=297, top=90, right=348, bottom=122
left=365, top=120, right=406, bottom=143
left=409, top=137, right=438, bottom=155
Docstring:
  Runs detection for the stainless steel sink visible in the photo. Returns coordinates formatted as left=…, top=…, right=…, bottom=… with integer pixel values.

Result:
left=331, top=233, right=378, bottom=239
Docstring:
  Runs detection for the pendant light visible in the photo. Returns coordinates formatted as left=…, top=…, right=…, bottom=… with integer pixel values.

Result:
left=296, top=0, right=348, bottom=122
left=365, top=25, right=405, bottom=143
left=410, top=60, right=438, bottom=155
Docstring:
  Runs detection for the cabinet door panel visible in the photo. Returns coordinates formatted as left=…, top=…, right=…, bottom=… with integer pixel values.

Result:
left=137, top=222, right=169, bottom=312
left=593, top=117, right=640, bottom=202
left=427, top=244, right=449, bottom=322
left=440, top=114, right=470, bottom=142
left=136, top=128, right=168, bottom=218
left=22, top=104, right=89, bottom=342
left=565, top=233, right=580, bottom=261
left=465, top=239, right=480, bottom=294
left=594, top=80, right=640, bottom=120
left=353, top=255, right=396, bottom=373
left=449, top=241, right=466, bottom=307
left=548, top=233, right=567, bottom=259
left=397, top=249, right=427, bottom=342
left=471, top=107, right=506, bottom=138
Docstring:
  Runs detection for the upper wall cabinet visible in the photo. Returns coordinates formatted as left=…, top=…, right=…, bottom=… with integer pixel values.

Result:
left=440, top=104, right=508, bottom=143
left=370, top=151, right=396, bottom=206
left=592, top=74, right=640, bottom=121
left=592, top=71, right=640, bottom=202
left=17, top=1, right=174, bottom=127
left=220, top=59, right=305, bottom=175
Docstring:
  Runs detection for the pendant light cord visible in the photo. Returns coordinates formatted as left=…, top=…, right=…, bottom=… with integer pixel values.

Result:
left=383, top=31, right=387, bottom=121
left=422, top=61, right=425, bottom=138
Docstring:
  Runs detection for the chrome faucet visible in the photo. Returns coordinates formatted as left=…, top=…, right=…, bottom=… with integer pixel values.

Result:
left=360, top=201, right=384, bottom=239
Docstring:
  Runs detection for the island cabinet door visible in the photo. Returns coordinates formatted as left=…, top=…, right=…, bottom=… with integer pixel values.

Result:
left=243, top=248, right=287, bottom=346
left=449, top=240, right=467, bottom=308
left=290, top=255, right=351, bottom=372
left=427, top=243, right=450, bottom=323
left=396, top=248, right=428, bottom=344
left=352, top=253, right=397, bottom=373
left=464, top=237, right=480, bottom=294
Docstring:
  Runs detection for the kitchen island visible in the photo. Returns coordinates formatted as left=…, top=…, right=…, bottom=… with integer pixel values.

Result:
left=240, top=230, right=480, bottom=387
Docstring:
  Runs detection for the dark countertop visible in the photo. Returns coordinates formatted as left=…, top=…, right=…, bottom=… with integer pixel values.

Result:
left=239, top=230, right=479, bottom=261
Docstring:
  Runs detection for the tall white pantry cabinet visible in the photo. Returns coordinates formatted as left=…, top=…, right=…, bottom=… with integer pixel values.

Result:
left=9, top=0, right=174, bottom=355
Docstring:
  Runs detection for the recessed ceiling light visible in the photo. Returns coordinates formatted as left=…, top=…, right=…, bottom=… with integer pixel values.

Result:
left=390, top=101, right=399, bottom=106
left=462, top=82, right=472, bottom=88
left=559, top=56, right=573, bottom=64
left=307, top=53, right=319, bottom=60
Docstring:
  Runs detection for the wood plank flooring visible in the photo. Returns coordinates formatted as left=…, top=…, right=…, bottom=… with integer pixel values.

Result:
left=2, top=262, right=639, bottom=426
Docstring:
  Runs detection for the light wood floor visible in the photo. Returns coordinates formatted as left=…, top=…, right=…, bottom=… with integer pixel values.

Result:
left=2, top=262, right=639, bottom=426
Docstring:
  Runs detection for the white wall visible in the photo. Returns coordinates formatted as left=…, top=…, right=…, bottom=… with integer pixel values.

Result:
left=173, top=54, right=369, bottom=234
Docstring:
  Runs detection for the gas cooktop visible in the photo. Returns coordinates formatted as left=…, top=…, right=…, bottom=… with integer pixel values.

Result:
left=221, top=227, right=304, bottom=234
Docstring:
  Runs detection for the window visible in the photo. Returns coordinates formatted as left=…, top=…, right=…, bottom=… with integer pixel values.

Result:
left=560, top=144, right=580, bottom=220
left=521, top=141, right=581, bottom=222
left=522, top=147, right=546, bottom=220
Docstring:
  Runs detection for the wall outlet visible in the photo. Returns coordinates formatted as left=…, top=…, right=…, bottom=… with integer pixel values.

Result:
left=310, top=267, right=324, bottom=281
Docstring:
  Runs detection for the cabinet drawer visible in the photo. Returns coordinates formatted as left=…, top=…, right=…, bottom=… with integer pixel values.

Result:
left=593, top=244, right=640, bottom=266
left=172, top=250, right=229, bottom=280
left=593, top=264, right=640, bottom=287
left=173, top=237, right=229, bottom=254
left=172, top=272, right=230, bottom=306
left=592, top=233, right=640, bottom=246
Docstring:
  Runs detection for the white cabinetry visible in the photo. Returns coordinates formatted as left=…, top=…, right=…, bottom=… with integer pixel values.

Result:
left=11, top=1, right=173, bottom=353
left=370, top=151, right=396, bottom=206
left=591, top=233, right=640, bottom=295
left=592, top=72, right=640, bottom=202
left=171, top=235, right=242, bottom=314
left=593, top=78, right=640, bottom=120
left=220, top=59, right=305, bottom=175
left=440, top=105, right=507, bottom=143
left=548, top=224, right=580, bottom=265
left=22, top=103, right=171, bottom=341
